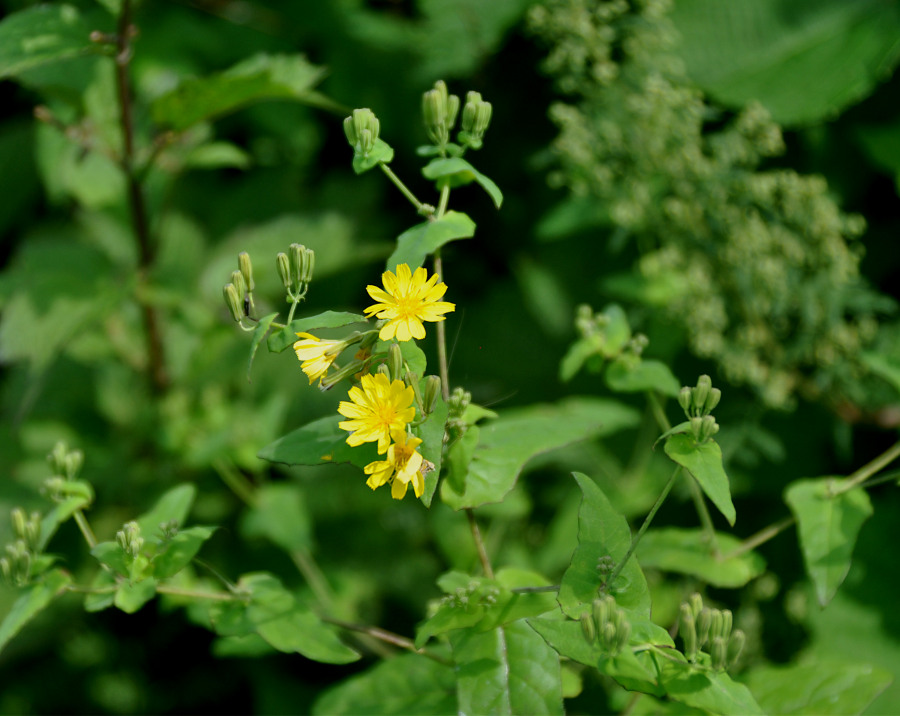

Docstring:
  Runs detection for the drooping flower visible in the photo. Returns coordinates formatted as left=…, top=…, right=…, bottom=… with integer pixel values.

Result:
left=337, top=373, right=416, bottom=453
left=363, top=430, right=426, bottom=500
left=364, top=264, right=455, bottom=341
left=293, top=332, right=343, bottom=384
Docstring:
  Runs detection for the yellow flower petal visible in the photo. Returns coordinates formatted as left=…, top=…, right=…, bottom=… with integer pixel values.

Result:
left=363, top=263, right=455, bottom=342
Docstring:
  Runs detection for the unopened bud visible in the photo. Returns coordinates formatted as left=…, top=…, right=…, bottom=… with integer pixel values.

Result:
left=446, top=93, right=460, bottom=131
left=601, top=622, right=617, bottom=653
left=710, top=609, right=725, bottom=641
left=678, top=386, right=692, bottom=414
left=302, top=247, right=315, bottom=284
left=692, top=375, right=712, bottom=416
left=276, top=252, right=291, bottom=290
left=25, top=512, right=41, bottom=550
left=224, top=283, right=243, bottom=322
left=710, top=635, right=728, bottom=671
left=230, top=270, right=246, bottom=305
left=0, top=557, right=10, bottom=584
left=376, top=363, right=390, bottom=377
left=727, top=629, right=745, bottom=667
left=699, top=415, right=719, bottom=442
left=689, top=592, right=703, bottom=618
left=689, top=416, right=704, bottom=441
left=592, top=596, right=611, bottom=635
left=65, top=450, right=84, bottom=480
left=580, top=613, right=596, bottom=644
left=345, top=108, right=380, bottom=155
left=679, top=603, right=697, bottom=659
left=388, top=343, right=404, bottom=381
left=705, top=387, right=721, bottom=415
left=721, top=609, right=733, bottom=638
left=406, top=371, right=423, bottom=407
left=423, top=375, right=442, bottom=415
left=11, top=508, right=27, bottom=541
left=48, top=442, right=68, bottom=474
left=290, top=243, right=305, bottom=287
left=238, top=252, right=254, bottom=291
left=614, top=618, right=631, bottom=653
left=697, top=607, right=712, bottom=648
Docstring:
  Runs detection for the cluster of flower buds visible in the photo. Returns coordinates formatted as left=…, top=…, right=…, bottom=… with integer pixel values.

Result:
left=48, top=441, right=84, bottom=481
left=679, top=593, right=745, bottom=671
left=116, top=521, right=144, bottom=559
left=581, top=594, right=631, bottom=657
left=42, top=441, right=93, bottom=503
left=0, top=507, right=43, bottom=587
left=276, top=243, right=316, bottom=302
left=440, top=580, right=501, bottom=610
left=223, top=251, right=256, bottom=323
left=343, top=108, right=381, bottom=158
left=423, top=80, right=460, bottom=148
left=596, top=554, right=615, bottom=582
left=459, top=91, right=493, bottom=150
left=678, top=375, right=722, bottom=443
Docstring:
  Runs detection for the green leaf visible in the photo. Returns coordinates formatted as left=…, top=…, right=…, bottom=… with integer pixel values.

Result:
left=744, top=661, right=893, bottom=715
left=135, top=484, right=196, bottom=544
left=352, top=138, right=395, bottom=174
left=258, top=415, right=380, bottom=469
left=247, top=312, right=278, bottom=382
left=658, top=659, right=763, bottom=715
left=441, top=398, right=640, bottom=509
left=415, top=394, right=449, bottom=508
left=558, top=473, right=651, bottom=619
left=83, top=569, right=116, bottom=613
left=114, top=578, right=157, bottom=614
left=784, top=477, right=873, bottom=606
left=313, top=652, right=456, bottom=715
left=386, top=210, right=476, bottom=271
left=0, top=5, right=98, bottom=79
left=451, top=620, right=563, bottom=716
left=445, top=425, right=480, bottom=495
left=422, top=157, right=503, bottom=208
left=559, top=338, right=601, bottom=382
left=0, top=569, right=71, bottom=654
left=605, top=358, right=681, bottom=397
left=861, top=351, right=900, bottom=396
left=665, top=434, right=736, bottom=526
left=38, top=494, right=91, bottom=551
left=152, top=53, right=327, bottom=131
left=266, top=311, right=367, bottom=353
left=240, top=484, right=312, bottom=553
left=153, top=526, right=217, bottom=579
left=636, top=528, right=766, bottom=588
left=184, top=141, right=252, bottom=170
left=670, top=0, right=900, bottom=126
left=211, top=633, right=276, bottom=659
left=90, top=541, right=130, bottom=576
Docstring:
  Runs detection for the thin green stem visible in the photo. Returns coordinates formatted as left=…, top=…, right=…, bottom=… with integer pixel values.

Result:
left=606, top=466, right=680, bottom=591
left=433, top=251, right=451, bottom=401
left=647, top=391, right=671, bottom=432
left=467, top=509, right=494, bottom=579
left=290, top=548, right=335, bottom=609
left=156, top=585, right=241, bottom=601
left=687, top=476, right=719, bottom=555
left=721, top=516, right=795, bottom=561
left=211, top=458, right=257, bottom=507
left=322, top=616, right=452, bottom=666
left=285, top=294, right=302, bottom=326
left=380, top=163, right=427, bottom=213
left=73, top=510, right=98, bottom=550
left=835, top=439, right=900, bottom=494
left=436, top=184, right=451, bottom=219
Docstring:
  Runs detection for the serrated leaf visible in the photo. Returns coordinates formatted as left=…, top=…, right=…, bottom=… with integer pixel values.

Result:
left=135, top=484, right=196, bottom=544
left=258, top=414, right=379, bottom=469
left=153, top=526, right=217, bottom=579
left=0, top=569, right=71, bottom=654
left=558, top=473, right=651, bottom=619
left=247, top=312, right=278, bottom=382
left=386, top=210, right=476, bottom=271
left=665, top=434, right=736, bottom=525
left=451, top=620, right=563, bottom=716
left=636, top=528, right=766, bottom=588
left=422, top=157, right=503, bottom=208
left=659, top=659, right=763, bottom=715
left=605, top=358, right=681, bottom=397
left=114, top=578, right=156, bottom=614
left=266, top=311, right=367, bottom=353
left=784, top=477, right=873, bottom=606
left=744, top=661, right=893, bottom=715
left=0, top=5, right=98, bottom=80
left=352, top=138, right=395, bottom=174
left=441, top=398, right=640, bottom=510
left=240, top=484, right=311, bottom=553
left=152, top=53, right=327, bottom=131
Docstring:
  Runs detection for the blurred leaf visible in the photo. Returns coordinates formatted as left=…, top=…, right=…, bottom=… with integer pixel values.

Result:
left=784, top=478, right=873, bottom=606
left=38, top=494, right=91, bottom=551
left=558, top=473, right=651, bottom=619
left=605, top=358, right=681, bottom=397
left=636, top=528, right=766, bottom=588
left=861, top=351, right=900, bottom=395
left=670, top=0, right=900, bottom=126
left=559, top=338, right=601, bottom=382
left=313, top=652, right=456, bottom=715
left=352, top=139, right=395, bottom=174
left=152, top=53, right=327, bottom=131
left=114, top=578, right=156, bottom=614
left=416, top=395, right=449, bottom=508
left=247, top=312, right=279, bottom=381
left=450, top=619, right=563, bottom=716
left=240, top=484, right=312, bottom=553
left=658, top=658, right=763, bottom=714
left=386, top=210, right=476, bottom=272
left=422, top=157, right=503, bottom=208
left=258, top=415, right=379, bottom=469
left=665, top=434, right=736, bottom=526
left=83, top=568, right=116, bottom=612
left=267, top=311, right=367, bottom=354
left=91, top=541, right=130, bottom=576
left=441, top=398, right=640, bottom=509
left=535, top=196, right=608, bottom=242
left=184, top=141, right=252, bottom=170
left=445, top=424, right=479, bottom=495
left=513, top=257, right=572, bottom=339
left=134, top=484, right=196, bottom=544
left=153, top=526, right=217, bottom=579
left=0, top=569, right=71, bottom=654
left=211, top=633, right=276, bottom=659
left=744, top=661, right=893, bottom=715
left=0, top=5, right=98, bottom=79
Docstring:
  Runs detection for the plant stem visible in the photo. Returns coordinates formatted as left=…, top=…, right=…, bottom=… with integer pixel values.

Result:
left=687, top=476, right=719, bottom=555
left=380, top=163, right=428, bottom=213
left=211, top=458, right=257, bottom=507
left=467, top=509, right=494, bottom=579
left=433, top=251, right=451, bottom=401
left=606, top=466, right=680, bottom=591
left=721, top=516, right=795, bottom=561
left=322, top=616, right=452, bottom=666
left=436, top=184, right=451, bottom=219
left=155, top=585, right=241, bottom=601
left=835, top=439, right=900, bottom=494
left=290, top=548, right=335, bottom=610
left=114, top=0, right=167, bottom=393
left=73, top=510, right=98, bottom=550
left=647, top=391, right=671, bottom=432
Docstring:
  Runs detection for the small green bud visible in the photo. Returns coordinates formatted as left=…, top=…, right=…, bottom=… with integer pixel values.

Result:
left=423, top=375, right=442, bottom=415
left=388, top=343, right=404, bottom=381
left=302, top=247, right=315, bottom=284
left=65, top=450, right=84, bottom=480
left=710, top=635, right=728, bottom=671
left=343, top=115, right=357, bottom=146
left=42, top=476, right=67, bottom=502
left=699, top=415, right=719, bottom=442
left=48, top=442, right=68, bottom=475
left=600, top=622, right=617, bottom=653
left=230, top=270, right=246, bottom=305
left=679, top=603, right=698, bottom=660
left=705, top=387, right=722, bottom=415
left=678, top=386, right=692, bottom=414
left=721, top=609, right=733, bottom=638
left=11, top=508, right=27, bottom=541
left=345, top=108, right=380, bottom=156
left=697, top=607, right=712, bottom=648
left=710, top=609, right=725, bottom=641
left=25, top=512, right=41, bottom=551
left=580, top=613, right=596, bottom=644
left=0, top=557, right=10, bottom=584
left=689, top=592, right=704, bottom=619
left=727, top=629, right=746, bottom=667
left=689, top=416, right=704, bottom=441
left=290, top=243, right=306, bottom=287
left=592, top=596, right=611, bottom=635
left=276, top=252, right=292, bottom=290
left=446, top=93, right=460, bottom=131
left=614, top=618, right=631, bottom=653
left=223, top=283, right=243, bottom=322
left=692, top=375, right=711, bottom=416
left=376, top=363, right=390, bottom=378
left=448, top=387, right=471, bottom=419
left=462, top=91, right=481, bottom=133
left=238, top=251, right=254, bottom=292
left=406, top=371, right=423, bottom=408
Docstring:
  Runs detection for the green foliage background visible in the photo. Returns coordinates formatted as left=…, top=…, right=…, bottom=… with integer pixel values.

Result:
left=1, top=0, right=900, bottom=713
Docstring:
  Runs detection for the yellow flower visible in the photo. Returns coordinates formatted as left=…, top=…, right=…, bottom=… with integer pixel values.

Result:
left=364, top=430, right=426, bottom=500
left=293, top=332, right=342, bottom=384
left=337, top=373, right=416, bottom=453
left=364, top=264, right=455, bottom=341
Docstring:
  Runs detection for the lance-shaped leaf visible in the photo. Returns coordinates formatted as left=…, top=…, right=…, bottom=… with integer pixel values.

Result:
left=386, top=210, right=476, bottom=271
left=0, top=569, right=71, bottom=654
left=258, top=415, right=379, bottom=469
left=665, top=434, right=736, bottom=525
left=636, top=527, right=765, bottom=588
left=0, top=5, right=98, bottom=79
left=267, top=311, right=366, bottom=353
left=247, top=312, right=278, bottom=381
left=451, top=620, right=563, bottom=715
left=658, top=658, right=763, bottom=715
left=784, top=477, right=873, bottom=606
left=441, top=398, right=640, bottom=510
left=422, top=157, right=503, bottom=208
left=152, top=53, right=327, bottom=131
left=558, top=473, right=651, bottom=618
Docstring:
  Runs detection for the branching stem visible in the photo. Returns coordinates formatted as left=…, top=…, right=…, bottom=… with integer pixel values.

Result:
left=380, top=163, right=428, bottom=213
left=323, top=616, right=452, bottom=666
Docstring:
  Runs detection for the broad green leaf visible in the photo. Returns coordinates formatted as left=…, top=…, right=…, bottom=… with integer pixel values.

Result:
left=416, top=395, right=449, bottom=508
left=744, top=661, right=893, bottom=715
left=658, top=659, right=763, bottom=715
left=91, top=541, right=130, bottom=576
left=352, top=138, right=395, bottom=174
left=83, top=569, right=116, bottom=612
left=267, top=311, right=367, bottom=353
left=135, top=484, right=196, bottom=544
left=0, top=569, right=71, bottom=654
left=114, top=578, right=156, bottom=614
left=247, top=312, right=278, bottom=382
left=558, top=473, right=651, bottom=619
left=258, top=415, right=379, bottom=469
left=386, top=210, right=476, bottom=271
left=665, top=434, right=736, bottom=526
left=153, top=526, right=217, bottom=579
left=605, top=358, right=681, bottom=398
left=784, top=477, right=873, bottom=606
left=38, top=494, right=91, bottom=551
left=152, top=53, right=327, bottom=131
left=451, top=620, right=563, bottom=716
left=313, top=652, right=456, bottom=715
left=211, top=633, right=276, bottom=659
left=422, top=157, right=503, bottom=208
left=636, top=528, right=766, bottom=588
left=445, top=425, right=480, bottom=494
left=240, top=484, right=312, bottom=553
left=0, top=5, right=97, bottom=79
left=670, top=0, right=900, bottom=126
left=441, top=398, right=640, bottom=509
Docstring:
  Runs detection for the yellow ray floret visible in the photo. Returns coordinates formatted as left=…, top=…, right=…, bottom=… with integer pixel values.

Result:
left=364, top=263, right=455, bottom=341
left=364, top=430, right=426, bottom=500
left=293, top=332, right=342, bottom=384
left=337, top=373, right=416, bottom=454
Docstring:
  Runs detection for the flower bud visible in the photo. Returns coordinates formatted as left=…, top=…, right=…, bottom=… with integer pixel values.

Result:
left=727, top=629, right=745, bottom=667
left=614, top=618, right=631, bottom=653
left=710, top=609, right=726, bottom=641
left=65, top=449, right=84, bottom=480
left=461, top=91, right=481, bottom=134
left=448, top=387, right=471, bottom=418
left=721, top=608, right=733, bottom=638
left=580, top=613, right=596, bottom=644
left=446, top=93, right=460, bottom=131
left=223, top=283, right=243, bottom=322
left=592, top=596, right=611, bottom=636
left=692, top=375, right=711, bottom=416
left=699, top=415, right=719, bottom=442
left=11, top=508, right=27, bottom=541
left=388, top=343, right=404, bottom=381
left=600, top=622, right=617, bottom=653
left=679, top=603, right=698, bottom=660
left=238, top=251, right=254, bottom=292
left=461, top=90, right=491, bottom=148
left=689, top=416, right=703, bottom=441
left=276, top=252, right=292, bottom=290
left=405, top=371, right=423, bottom=408
left=230, top=270, right=246, bottom=304
left=697, top=607, right=712, bottom=648
left=290, top=243, right=306, bottom=287
left=704, top=387, right=721, bottom=415
left=376, top=363, right=390, bottom=378
left=423, top=375, right=442, bottom=415
left=48, top=442, right=68, bottom=475
left=711, top=635, right=728, bottom=671
left=678, top=386, right=692, bottom=414
left=689, top=592, right=703, bottom=619
left=25, top=512, right=41, bottom=550
left=302, top=247, right=315, bottom=284
left=345, top=108, right=380, bottom=156
left=0, top=557, right=10, bottom=584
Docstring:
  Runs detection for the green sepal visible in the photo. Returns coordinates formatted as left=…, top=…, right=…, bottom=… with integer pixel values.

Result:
left=352, top=138, right=394, bottom=174
left=421, top=157, right=503, bottom=208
